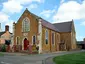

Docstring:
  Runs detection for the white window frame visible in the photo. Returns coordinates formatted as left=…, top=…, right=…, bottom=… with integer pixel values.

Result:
left=22, top=17, right=30, bottom=32
left=32, top=35, right=36, bottom=45
left=16, top=36, right=20, bottom=45
left=45, top=29, right=49, bottom=45
left=51, top=32, right=55, bottom=45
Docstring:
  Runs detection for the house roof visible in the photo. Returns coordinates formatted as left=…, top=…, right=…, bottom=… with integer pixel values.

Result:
left=53, top=21, right=73, bottom=32
left=0, top=31, right=12, bottom=36
left=0, top=31, right=5, bottom=36
left=77, top=41, right=85, bottom=44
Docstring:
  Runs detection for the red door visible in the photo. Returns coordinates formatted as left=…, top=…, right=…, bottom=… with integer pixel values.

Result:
left=24, top=38, right=29, bottom=50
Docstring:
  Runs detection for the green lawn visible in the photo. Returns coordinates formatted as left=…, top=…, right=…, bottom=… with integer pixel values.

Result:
left=0, top=53, right=4, bottom=56
left=53, top=52, right=85, bottom=64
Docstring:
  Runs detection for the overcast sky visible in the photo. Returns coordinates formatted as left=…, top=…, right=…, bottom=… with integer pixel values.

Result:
left=0, top=0, right=85, bottom=41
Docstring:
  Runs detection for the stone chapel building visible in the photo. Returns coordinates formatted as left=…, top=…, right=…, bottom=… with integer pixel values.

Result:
left=13, top=9, right=76, bottom=54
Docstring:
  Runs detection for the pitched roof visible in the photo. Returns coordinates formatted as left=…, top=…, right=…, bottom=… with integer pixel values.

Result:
left=0, top=31, right=12, bottom=36
left=21, top=9, right=73, bottom=32
left=40, top=19, right=60, bottom=32
left=27, top=10, right=60, bottom=32
left=0, top=31, right=5, bottom=36
left=53, top=21, right=73, bottom=32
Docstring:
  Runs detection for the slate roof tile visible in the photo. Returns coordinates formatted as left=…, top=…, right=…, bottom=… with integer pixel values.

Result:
left=53, top=21, right=73, bottom=32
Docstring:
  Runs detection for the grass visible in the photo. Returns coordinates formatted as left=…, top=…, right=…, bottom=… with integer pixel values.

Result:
left=0, top=52, right=4, bottom=56
left=53, top=52, right=85, bottom=64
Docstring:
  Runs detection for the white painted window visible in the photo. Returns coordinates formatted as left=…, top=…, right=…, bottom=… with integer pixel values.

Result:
left=32, top=35, right=36, bottom=44
left=52, top=32, right=55, bottom=45
left=16, top=36, right=20, bottom=45
left=45, top=29, right=49, bottom=44
left=22, top=17, right=30, bottom=32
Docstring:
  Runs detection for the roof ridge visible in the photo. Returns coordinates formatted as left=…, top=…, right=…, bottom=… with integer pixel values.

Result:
left=26, top=9, right=60, bottom=32
left=53, top=21, right=73, bottom=24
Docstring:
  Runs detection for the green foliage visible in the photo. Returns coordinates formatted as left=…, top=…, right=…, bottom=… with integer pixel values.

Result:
left=1, top=44, right=6, bottom=52
left=0, top=53, right=4, bottom=56
left=53, top=52, right=85, bottom=64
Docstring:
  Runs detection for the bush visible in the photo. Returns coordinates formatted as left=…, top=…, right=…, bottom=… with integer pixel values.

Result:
left=1, top=44, right=6, bottom=52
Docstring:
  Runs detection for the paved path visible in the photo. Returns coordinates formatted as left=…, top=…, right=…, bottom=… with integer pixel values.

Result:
left=0, top=50, right=85, bottom=64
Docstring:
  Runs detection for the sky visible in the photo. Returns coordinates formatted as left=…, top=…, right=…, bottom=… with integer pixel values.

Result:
left=0, top=0, right=85, bottom=41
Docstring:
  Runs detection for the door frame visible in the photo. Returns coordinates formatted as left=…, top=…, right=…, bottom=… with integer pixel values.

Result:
left=22, top=37, right=28, bottom=50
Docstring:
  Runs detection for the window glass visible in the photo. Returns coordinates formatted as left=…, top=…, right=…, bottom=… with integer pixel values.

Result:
left=22, top=17, right=30, bottom=32
left=33, top=35, right=36, bottom=44
left=52, top=32, right=55, bottom=44
left=45, top=30, right=48, bottom=44
left=16, top=37, right=19, bottom=45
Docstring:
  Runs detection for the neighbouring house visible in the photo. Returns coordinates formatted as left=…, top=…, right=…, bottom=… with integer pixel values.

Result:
left=0, top=24, right=13, bottom=52
left=77, top=38, right=85, bottom=49
left=13, top=9, right=77, bottom=54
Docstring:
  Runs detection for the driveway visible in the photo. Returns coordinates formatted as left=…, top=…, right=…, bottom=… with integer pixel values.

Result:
left=0, top=50, right=85, bottom=64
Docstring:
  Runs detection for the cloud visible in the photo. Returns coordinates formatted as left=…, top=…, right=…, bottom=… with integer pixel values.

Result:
left=0, top=11, right=14, bottom=32
left=2, top=0, right=44, bottom=14
left=34, top=0, right=44, bottom=3
left=0, top=12, right=9, bottom=22
left=0, top=0, right=44, bottom=32
left=77, top=36, right=84, bottom=41
left=28, top=4, right=38, bottom=10
left=40, top=9, right=56, bottom=18
left=14, top=0, right=44, bottom=5
left=80, top=21, right=85, bottom=26
left=60, top=0, right=65, bottom=4
left=2, top=0, right=23, bottom=14
left=53, top=0, right=85, bottom=23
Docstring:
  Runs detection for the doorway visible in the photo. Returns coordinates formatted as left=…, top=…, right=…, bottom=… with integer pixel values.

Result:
left=24, top=38, right=29, bottom=50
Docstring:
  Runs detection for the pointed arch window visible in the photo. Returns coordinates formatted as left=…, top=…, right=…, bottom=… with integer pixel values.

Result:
left=52, top=32, right=55, bottom=45
left=45, top=29, right=49, bottom=44
left=32, top=35, right=36, bottom=45
left=22, top=17, right=30, bottom=32
left=16, top=36, right=20, bottom=45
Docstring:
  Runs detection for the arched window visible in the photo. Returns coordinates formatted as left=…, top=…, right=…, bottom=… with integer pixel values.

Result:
left=32, top=35, right=36, bottom=44
left=45, top=29, right=48, bottom=44
left=22, top=17, right=30, bottom=32
left=16, top=37, right=20, bottom=45
left=52, top=32, right=55, bottom=45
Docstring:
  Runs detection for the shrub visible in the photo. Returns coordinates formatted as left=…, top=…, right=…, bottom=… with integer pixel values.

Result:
left=1, top=44, right=6, bottom=52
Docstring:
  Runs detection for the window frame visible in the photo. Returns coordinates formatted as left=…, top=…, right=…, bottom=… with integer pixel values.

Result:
left=51, top=32, right=55, bottom=45
left=45, top=29, right=49, bottom=45
left=32, top=35, right=36, bottom=45
left=16, top=36, right=20, bottom=45
left=22, top=17, right=30, bottom=32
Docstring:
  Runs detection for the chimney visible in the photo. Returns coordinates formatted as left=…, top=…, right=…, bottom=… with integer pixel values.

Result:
left=5, top=25, right=9, bottom=32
